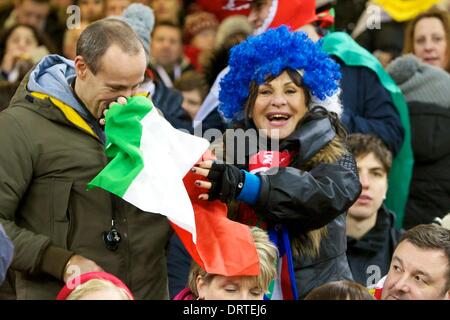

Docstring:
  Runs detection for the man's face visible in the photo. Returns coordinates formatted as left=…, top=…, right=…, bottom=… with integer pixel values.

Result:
left=151, top=25, right=182, bottom=68
left=248, top=0, right=272, bottom=30
left=75, top=45, right=146, bottom=119
left=104, top=0, right=130, bottom=17
left=151, top=0, right=180, bottom=24
left=15, top=0, right=50, bottom=30
left=79, top=0, right=104, bottom=22
left=382, top=241, right=450, bottom=300
left=348, top=153, right=388, bottom=221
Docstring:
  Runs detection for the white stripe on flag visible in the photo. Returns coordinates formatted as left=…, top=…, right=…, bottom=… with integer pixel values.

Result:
left=123, top=107, right=209, bottom=243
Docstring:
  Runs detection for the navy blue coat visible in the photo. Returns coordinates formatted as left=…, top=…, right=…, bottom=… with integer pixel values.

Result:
left=339, top=64, right=404, bottom=156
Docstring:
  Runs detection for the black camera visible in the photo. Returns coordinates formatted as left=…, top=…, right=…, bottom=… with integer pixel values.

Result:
left=103, top=227, right=121, bottom=251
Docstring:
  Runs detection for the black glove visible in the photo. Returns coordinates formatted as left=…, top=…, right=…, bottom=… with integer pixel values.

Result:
left=206, top=162, right=245, bottom=203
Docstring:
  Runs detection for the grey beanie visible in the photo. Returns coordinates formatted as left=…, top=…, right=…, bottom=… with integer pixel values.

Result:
left=121, top=3, right=155, bottom=62
left=387, top=54, right=450, bottom=108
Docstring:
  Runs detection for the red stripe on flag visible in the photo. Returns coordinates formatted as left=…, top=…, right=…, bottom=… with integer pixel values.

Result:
left=171, top=151, right=260, bottom=276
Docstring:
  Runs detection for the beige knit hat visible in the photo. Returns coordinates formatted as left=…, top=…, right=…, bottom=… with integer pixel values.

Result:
left=183, top=11, right=219, bottom=43
left=214, top=14, right=253, bottom=49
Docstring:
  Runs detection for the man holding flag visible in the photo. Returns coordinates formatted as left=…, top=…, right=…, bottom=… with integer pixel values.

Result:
left=0, top=15, right=262, bottom=300
left=0, top=18, right=174, bottom=299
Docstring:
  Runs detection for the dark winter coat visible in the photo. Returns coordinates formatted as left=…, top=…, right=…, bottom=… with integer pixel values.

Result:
left=347, top=205, right=403, bottom=286
left=215, top=110, right=362, bottom=299
left=339, top=63, right=405, bottom=156
left=0, top=69, right=171, bottom=299
left=404, top=102, right=450, bottom=228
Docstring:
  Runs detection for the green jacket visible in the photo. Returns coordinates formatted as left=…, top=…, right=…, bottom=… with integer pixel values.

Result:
left=0, top=73, right=171, bottom=299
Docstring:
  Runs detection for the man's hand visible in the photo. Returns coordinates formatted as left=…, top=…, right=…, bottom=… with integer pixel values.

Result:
left=99, top=96, right=127, bottom=127
left=63, top=254, right=104, bottom=283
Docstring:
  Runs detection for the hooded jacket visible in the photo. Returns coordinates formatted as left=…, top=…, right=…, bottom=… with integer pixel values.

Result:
left=0, top=55, right=171, bottom=299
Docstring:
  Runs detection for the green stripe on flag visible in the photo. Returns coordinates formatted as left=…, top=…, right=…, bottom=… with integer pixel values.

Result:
left=87, top=96, right=153, bottom=197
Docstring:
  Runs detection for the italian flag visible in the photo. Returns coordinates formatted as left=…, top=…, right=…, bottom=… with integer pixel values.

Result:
left=88, top=96, right=208, bottom=241
left=88, top=96, right=260, bottom=276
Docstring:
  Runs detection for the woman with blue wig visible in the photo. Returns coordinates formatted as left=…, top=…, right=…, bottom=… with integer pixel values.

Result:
left=192, top=26, right=361, bottom=299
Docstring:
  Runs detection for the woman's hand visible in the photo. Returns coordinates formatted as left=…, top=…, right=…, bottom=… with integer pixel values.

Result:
left=192, top=160, right=213, bottom=200
left=192, top=161, right=245, bottom=203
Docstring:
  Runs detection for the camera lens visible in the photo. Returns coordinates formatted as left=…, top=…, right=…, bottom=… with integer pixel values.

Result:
left=103, top=227, right=121, bottom=251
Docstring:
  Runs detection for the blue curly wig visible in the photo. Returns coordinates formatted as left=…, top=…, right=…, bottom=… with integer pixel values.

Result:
left=218, top=26, right=342, bottom=120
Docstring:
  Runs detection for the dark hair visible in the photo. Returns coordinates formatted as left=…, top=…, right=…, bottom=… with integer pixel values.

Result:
left=76, top=18, right=143, bottom=74
left=250, top=0, right=270, bottom=9
left=403, top=7, right=450, bottom=71
left=346, top=133, right=392, bottom=174
left=244, top=68, right=310, bottom=121
left=18, top=0, right=50, bottom=4
left=400, top=224, right=450, bottom=292
left=0, top=23, right=54, bottom=62
left=174, top=71, right=208, bottom=100
left=305, top=280, right=374, bottom=300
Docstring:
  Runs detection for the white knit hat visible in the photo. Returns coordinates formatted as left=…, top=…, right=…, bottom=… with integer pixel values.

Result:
left=387, top=54, right=450, bottom=108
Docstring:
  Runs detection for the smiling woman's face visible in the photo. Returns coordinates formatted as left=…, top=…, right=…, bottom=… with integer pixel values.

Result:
left=413, top=17, right=449, bottom=70
left=250, top=71, right=308, bottom=140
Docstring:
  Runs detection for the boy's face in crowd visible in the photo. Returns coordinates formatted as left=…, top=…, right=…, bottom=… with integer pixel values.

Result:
left=151, top=25, right=183, bottom=68
left=75, top=45, right=146, bottom=119
left=348, top=152, right=388, bottom=221
left=16, top=0, right=50, bottom=29
left=382, top=240, right=450, bottom=300
left=248, top=0, right=272, bottom=30
left=414, top=17, right=449, bottom=70
left=181, top=89, right=202, bottom=120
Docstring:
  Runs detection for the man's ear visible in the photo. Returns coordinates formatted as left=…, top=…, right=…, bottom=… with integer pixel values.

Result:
left=74, top=55, right=88, bottom=80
